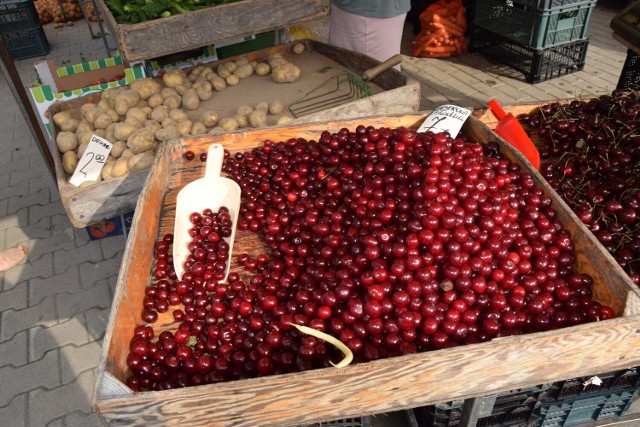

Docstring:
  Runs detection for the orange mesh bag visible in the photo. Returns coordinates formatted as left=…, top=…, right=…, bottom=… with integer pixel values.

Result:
left=411, top=0, right=468, bottom=58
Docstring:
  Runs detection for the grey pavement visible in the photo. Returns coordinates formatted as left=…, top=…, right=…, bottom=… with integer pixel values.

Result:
left=0, top=2, right=632, bottom=426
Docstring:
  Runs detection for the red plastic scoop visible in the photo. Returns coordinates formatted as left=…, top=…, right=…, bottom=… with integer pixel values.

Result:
left=488, top=100, right=540, bottom=170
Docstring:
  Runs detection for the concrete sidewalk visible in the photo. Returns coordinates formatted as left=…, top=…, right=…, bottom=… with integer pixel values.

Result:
left=0, top=1, right=632, bottom=425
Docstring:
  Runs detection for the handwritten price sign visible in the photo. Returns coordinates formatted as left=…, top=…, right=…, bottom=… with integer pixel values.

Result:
left=69, top=135, right=113, bottom=187
left=418, top=104, right=471, bottom=138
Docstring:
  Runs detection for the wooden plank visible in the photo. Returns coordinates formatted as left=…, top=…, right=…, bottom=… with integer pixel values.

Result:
left=47, top=41, right=420, bottom=228
left=94, top=0, right=330, bottom=63
left=94, top=113, right=640, bottom=426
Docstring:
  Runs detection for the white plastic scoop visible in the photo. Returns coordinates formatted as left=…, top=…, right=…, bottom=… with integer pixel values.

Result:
left=173, top=144, right=241, bottom=282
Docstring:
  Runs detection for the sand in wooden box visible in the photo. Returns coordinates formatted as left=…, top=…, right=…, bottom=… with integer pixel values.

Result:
left=48, top=40, right=420, bottom=228
left=94, top=114, right=640, bottom=427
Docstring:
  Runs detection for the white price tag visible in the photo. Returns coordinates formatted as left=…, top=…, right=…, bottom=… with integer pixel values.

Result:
left=417, top=104, right=471, bottom=138
left=69, top=134, right=113, bottom=187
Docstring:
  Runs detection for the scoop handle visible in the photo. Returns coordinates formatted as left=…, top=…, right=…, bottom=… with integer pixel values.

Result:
left=362, top=54, right=403, bottom=81
left=205, top=144, right=225, bottom=179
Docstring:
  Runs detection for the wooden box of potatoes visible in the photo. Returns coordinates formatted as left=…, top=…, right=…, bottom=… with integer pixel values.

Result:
left=48, top=40, right=421, bottom=227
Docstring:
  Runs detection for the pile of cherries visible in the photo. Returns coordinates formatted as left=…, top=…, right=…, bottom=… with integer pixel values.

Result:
left=125, top=125, right=615, bottom=392
left=517, top=90, right=640, bottom=283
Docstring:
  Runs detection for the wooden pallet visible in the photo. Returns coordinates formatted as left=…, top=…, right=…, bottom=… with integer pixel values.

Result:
left=93, top=113, right=640, bottom=427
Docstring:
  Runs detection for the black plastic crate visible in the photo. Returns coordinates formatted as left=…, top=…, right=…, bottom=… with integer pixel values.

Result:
left=544, top=368, right=640, bottom=402
left=415, top=400, right=465, bottom=427
left=0, top=0, right=40, bottom=33
left=540, top=390, right=640, bottom=426
left=469, top=25, right=588, bottom=84
left=509, top=0, right=595, bottom=11
left=1, top=25, right=49, bottom=60
left=474, top=0, right=595, bottom=48
left=303, top=416, right=372, bottom=427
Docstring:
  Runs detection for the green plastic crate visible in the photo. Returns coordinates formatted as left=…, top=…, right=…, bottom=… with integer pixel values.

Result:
left=474, top=0, right=596, bottom=49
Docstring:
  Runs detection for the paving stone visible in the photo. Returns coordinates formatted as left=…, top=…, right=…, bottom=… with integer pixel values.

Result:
left=0, top=280, right=28, bottom=311
left=29, top=265, right=81, bottom=306
left=27, top=369, right=94, bottom=427
left=60, top=340, right=102, bottom=384
left=56, top=280, right=111, bottom=320
left=45, top=417, right=65, bottom=427
left=0, top=252, right=53, bottom=288
left=0, top=207, right=28, bottom=232
left=4, top=218, right=52, bottom=249
left=65, top=411, right=103, bottom=427
left=0, top=394, right=27, bottom=427
left=0, top=330, right=27, bottom=368
left=78, top=253, right=124, bottom=290
left=53, top=240, right=103, bottom=275
left=100, top=234, right=126, bottom=260
left=8, top=188, right=51, bottom=217
left=84, top=306, right=111, bottom=342
left=1, top=296, right=57, bottom=343
left=0, top=350, right=59, bottom=407
left=0, top=198, right=8, bottom=217
left=29, top=315, right=89, bottom=362
left=28, top=203, right=68, bottom=227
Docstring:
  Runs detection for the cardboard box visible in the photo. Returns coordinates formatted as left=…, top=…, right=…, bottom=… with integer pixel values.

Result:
left=28, top=56, right=146, bottom=137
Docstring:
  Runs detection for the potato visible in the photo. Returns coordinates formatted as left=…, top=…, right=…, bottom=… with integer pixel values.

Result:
left=177, top=119, right=193, bottom=136
left=78, top=177, right=102, bottom=188
left=120, top=149, right=134, bottom=159
left=225, top=75, right=240, bottom=86
left=188, top=65, right=205, bottom=79
left=269, top=100, right=285, bottom=115
left=276, top=115, right=293, bottom=125
left=225, top=61, right=238, bottom=73
left=233, top=114, right=249, bottom=128
left=101, top=87, right=124, bottom=103
left=254, top=63, right=270, bottom=76
left=81, top=107, right=103, bottom=124
left=127, top=128, right=156, bottom=154
left=169, top=108, right=188, bottom=122
left=161, top=117, right=178, bottom=128
left=292, top=42, right=305, bottom=54
left=126, top=107, right=148, bottom=122
left=216, top=67, right=231, bottom=79
left=209, top=126, right=224, bottom=134
left=163, top=95, right=182, bottom=110
left=111, top=156, right=130, bottom=177
left=150, top=106, right=170, bottom=122
left=59, top=118, right=80, bottom=132
left=162, top=69, right=186, bottom=88
left=236, top=57, right=249, bottom=66
left=62, top=150, right=78, bottom=175
left=78, top=132, right=93, bottom=146
left=181, top=88, right=200, bottom=111
left=56, top=131, right=78, bottom=153
left=174, top=83, right=191, bottom=96
left=210, top=76, right=227, bottom=91
left=114, top=90, right=140, bottom=115
left=80, top=102, right=97, bottom=112
left=136, top=99, right=147, bottom=109
left=130, top=78, right=162, bottom=100
left=154, top=125, right=180, bottom=142
left=113, top=122, right=136, bottom=141
left=105, top=109, right=120, bottom=123
left=128, top=151, right=155, bottom=172
left=94, top=113, right=113, bottom=130
left=191, top=122, right=207, bottom=136
left=234, top=63, right=254, bottom=79
left=267, top=53, right=287, bottom=69
left=236, top=104, right=253, bottom=116
left=77, top=141, right=89, bottom=157
left=52, top=111, right=72, bottom=128
left=160, top=87, right=179, bottom=98
left=124, top=117, right=143, bottom=129
left=75, top=121, right=93, bottom=136
left=101, top=160, right=115, bottom=180
left=255, top=102, right=269, bottom=112
left=249, top=110, right=267, bottom=128
left=94, top=129, right=107, bottom=139
left=111, top=140, right=127, bottom=158
left=144, top=119, right=161, bottom=131
left=200, top=110, right=218, bottom=127
left=147, top=93, right=164, bottom=109
left=219, top=117, right=238, bottom=132
left=201, top=68, right=215, bottom=80
left=193, top=80, right=213, bottom=101
left=271, top=63, right=301, bottom=83
left=97, top=98, right=114, bottom=111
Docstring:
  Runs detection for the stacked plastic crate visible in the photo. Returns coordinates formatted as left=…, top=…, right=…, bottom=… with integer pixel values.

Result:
left=469, top=0, right=595, bottom=83
left=0, top=0, right=49, bottom=60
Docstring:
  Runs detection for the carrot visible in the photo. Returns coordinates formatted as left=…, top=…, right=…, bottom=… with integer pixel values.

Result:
left=422, top=44, right=457, bottom=53
left=432, top=14, right=465, bottom=35
left=431, top=21, right=464, bottom=37
left=419, top=51, right=452, bottom=58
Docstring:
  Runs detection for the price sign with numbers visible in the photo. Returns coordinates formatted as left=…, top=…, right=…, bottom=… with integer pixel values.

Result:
left=417, top=104, right=471, bottom=138
left=69, top=135, right=113, bottom=187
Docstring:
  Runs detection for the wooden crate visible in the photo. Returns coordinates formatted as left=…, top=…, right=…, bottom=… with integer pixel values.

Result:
left=94, top=0, right=329, bottom=63
left=93, top=113, right=640, bottom=427
left=48, top=40, right=421, bottom=228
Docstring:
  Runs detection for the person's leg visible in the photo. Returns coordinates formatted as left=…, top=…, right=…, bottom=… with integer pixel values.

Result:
left=0, top=246, right=28, bottom=272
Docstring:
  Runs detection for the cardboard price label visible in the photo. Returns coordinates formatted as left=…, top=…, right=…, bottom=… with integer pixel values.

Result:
left=69, top=135, right=113, bottom=187
left=417, top=104, right=471, bottom=138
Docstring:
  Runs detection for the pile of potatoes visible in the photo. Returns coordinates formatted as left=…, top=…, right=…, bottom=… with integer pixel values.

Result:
left=53, top=49, right=304, bottom=187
